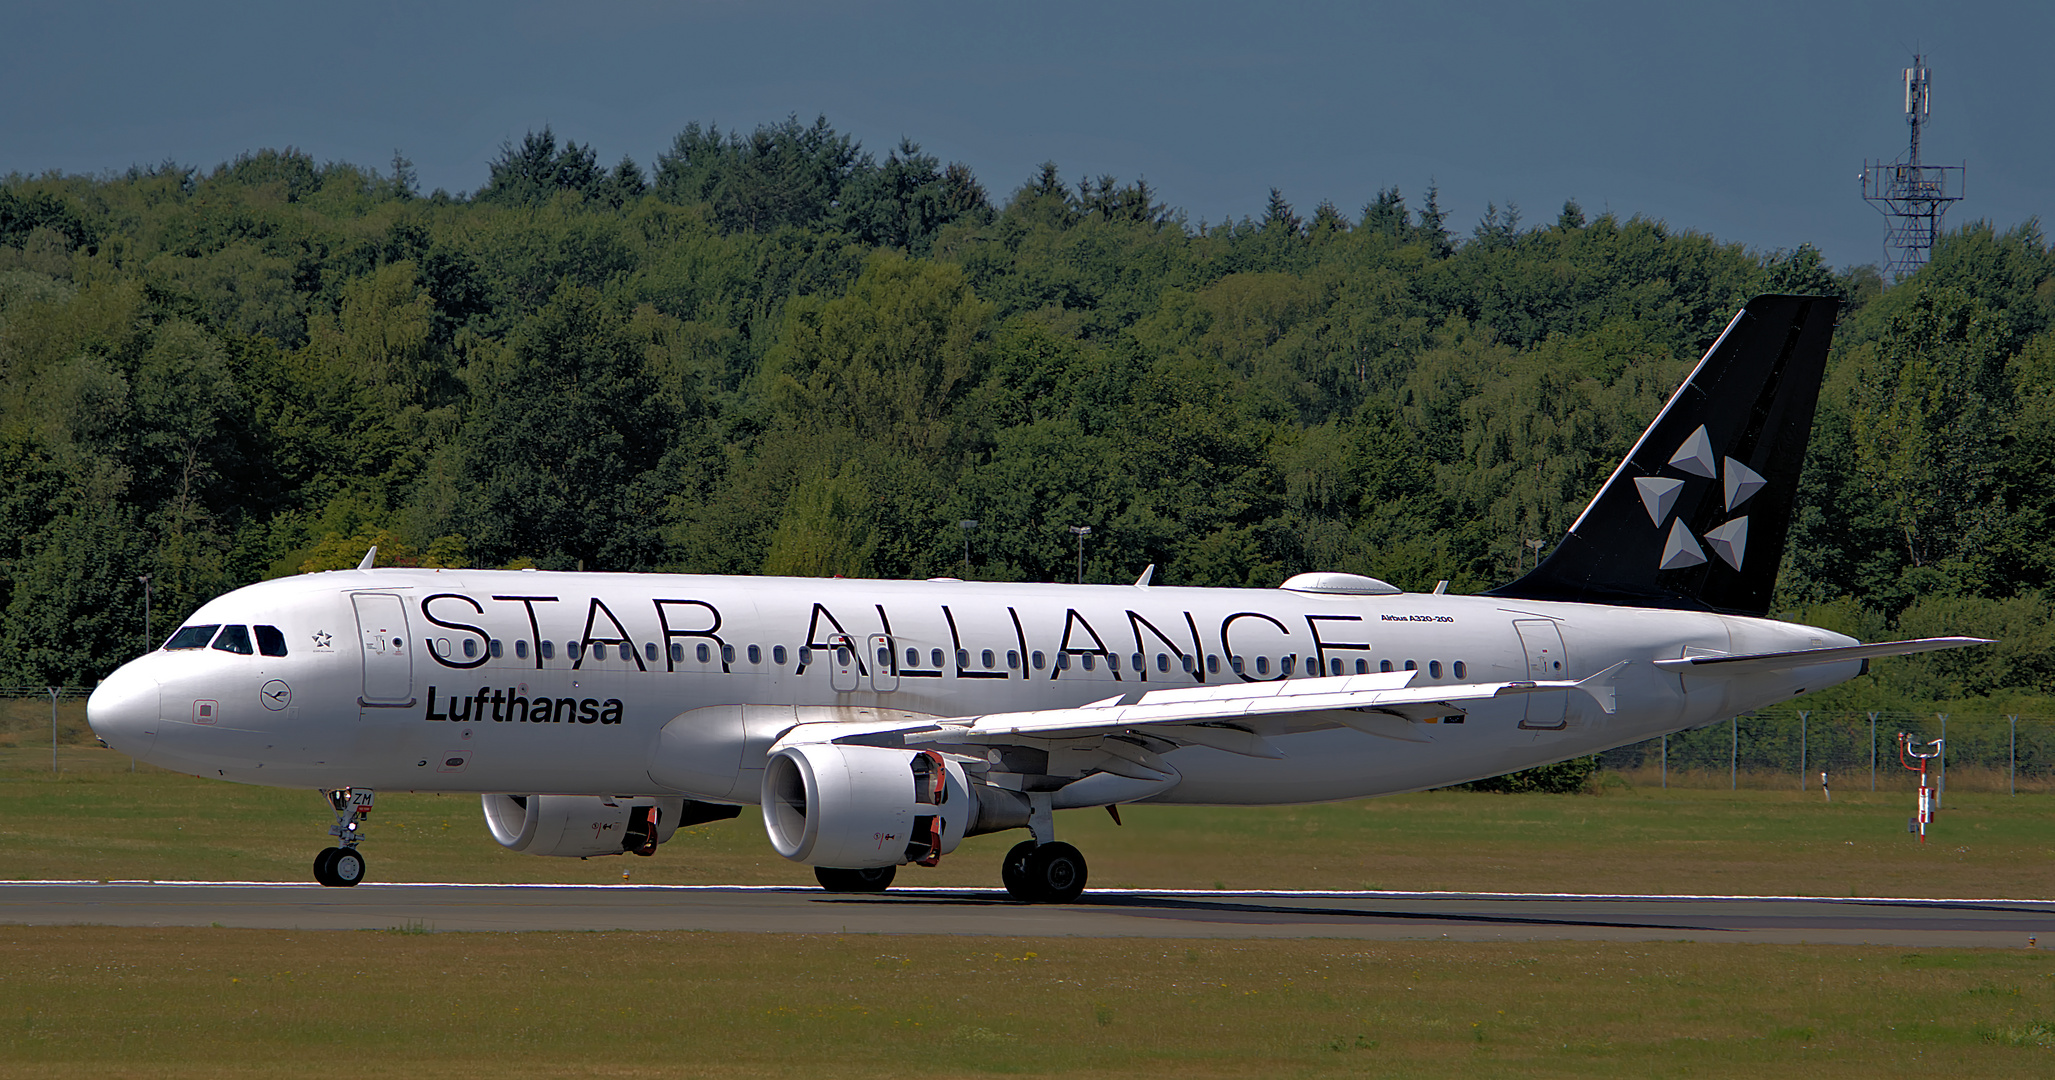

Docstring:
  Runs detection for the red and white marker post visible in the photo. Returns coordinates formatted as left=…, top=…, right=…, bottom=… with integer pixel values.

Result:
left=1898, top=732, right=1943, bottom=843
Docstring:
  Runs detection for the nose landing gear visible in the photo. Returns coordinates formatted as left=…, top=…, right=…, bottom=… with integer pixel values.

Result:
left=312, top=788, right=374, bottom=887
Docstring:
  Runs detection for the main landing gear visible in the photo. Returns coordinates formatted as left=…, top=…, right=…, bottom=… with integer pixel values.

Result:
left=312, top=788, right=374, bottom=887
left=1001, top=791, right=1087, bottom=903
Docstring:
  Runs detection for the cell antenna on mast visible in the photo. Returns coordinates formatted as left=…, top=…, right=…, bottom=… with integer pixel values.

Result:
left=1861, top=55, right=1964, bottom=282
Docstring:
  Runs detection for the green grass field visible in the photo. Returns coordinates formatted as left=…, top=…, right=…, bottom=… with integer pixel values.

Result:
left=3, top=928, right=2053, bottom=1078
left=4, top=747, right=2050, bottom=897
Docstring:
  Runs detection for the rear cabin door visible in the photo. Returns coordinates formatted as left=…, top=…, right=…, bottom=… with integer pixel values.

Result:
left=1512, top=619, right=1568, bottom=730
left=825, top=633, right=861, bottom=693
left=353, top=593, right=415, bottom=706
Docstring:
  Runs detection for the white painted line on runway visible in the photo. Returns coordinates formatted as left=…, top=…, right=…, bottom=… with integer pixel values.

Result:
left=3, top=880, right=2050, bottom=908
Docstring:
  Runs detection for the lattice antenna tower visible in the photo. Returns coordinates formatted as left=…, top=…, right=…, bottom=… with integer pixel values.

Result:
left=1861, top=55, right=1964, bottom=282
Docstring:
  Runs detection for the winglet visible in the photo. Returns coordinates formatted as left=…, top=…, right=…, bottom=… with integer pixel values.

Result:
left=1134, top=564, right=1155, bottom=587
left=1574, top=661, right=1629, bottom=714
left=356, top=546, right=377, bottom=571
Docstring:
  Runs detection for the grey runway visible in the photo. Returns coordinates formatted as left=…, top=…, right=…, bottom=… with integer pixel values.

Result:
left=5, top=881, right=2053, bottom=945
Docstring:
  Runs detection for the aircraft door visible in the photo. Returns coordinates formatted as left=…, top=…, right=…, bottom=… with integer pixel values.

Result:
left=825, top=633, right=861, bottom=693
left=353, top=593, right=415, bottom=706
left=1512, top=619, right=1567, bottom=730
left=867, top=634, right=898, bottom=692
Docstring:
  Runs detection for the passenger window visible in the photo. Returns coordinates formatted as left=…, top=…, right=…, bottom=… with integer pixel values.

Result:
left=1056, top=653, right=1070, bottom=670
left=1007, top=650, right=1020, bottom=669
left=567, top=641, right=582, bottom=660
left=1429, top=660, right=1443, bottom=679
left=798, top=646, right=813, bottom=666
left=594, top=643, right=608, bottom=660
left=1380, top=659, right=1392, bottom=672
left=211, top=625, right=254, bottom=655
left=645, top=643, right=658, bottom=663
left=1255, top=656, right=1269, bottom=675
left=878, top=646, right=891, bottom=668
left=1281, top=656, right=1295, bottom=676
left=488, top=639, right=502, bottom=659
left=1032, top=651, right=1046, bottom=670
left=1082, top=653, right=1095, bottom=671
left=463, top=639, right=478, bottom=659
left=1108, top=654, right=1121, bottom=672
left=956, top=649, right=970, bottom=669
left=834, top=646, right=850, bottom=666
left=1453, top=660, right=1467, bottom=679
left=774, top=645, right=788, bottom=665
left=165, top=624, right=220, bottom=650
left=1157, top=653, right=1169, bottom=673
left=930, top=649, right=944, bottom=668
left=905, top=647, right=919, bottom=668
left=748, top=645, right=761, bottom=664
left=670, top=643, right=684, bottom=663
left=1403, top=660, right=1417, bottom=671
left=722, top=644, right=735, bottom=664
left=515, top=640, right=529, bottom=660
left=1330, top=658, right=1343, bottom=676
left=1231, top=655, right=1244, bottom=674
left=696, top=644, right=710, bottom=663
left=1130, top=653, right=1142, bottom=671
left=981, top=649, right=995, bottom=669
left=541, top=640, right=555, bottom=660
left=254, top=625, right=288, bottom=657
left=1182, top=654, right=1194, bottom=673
left=1207, top=655, right=1220, bottom=674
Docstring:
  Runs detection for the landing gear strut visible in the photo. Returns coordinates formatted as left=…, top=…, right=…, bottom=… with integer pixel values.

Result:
left=312, top=788, right=374, bottom=887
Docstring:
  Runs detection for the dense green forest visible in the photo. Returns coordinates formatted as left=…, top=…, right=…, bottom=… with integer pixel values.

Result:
left=3, top=118, right=2052, bottom=712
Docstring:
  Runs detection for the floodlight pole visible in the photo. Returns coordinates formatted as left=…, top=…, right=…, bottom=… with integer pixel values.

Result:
left=138, top=574, right=153, bottom=654
left=1069, top=526, right=1092, bottom=584
left=958, top=520, right=978, bottom=577
left=50, top=687, right=60, bottom=774
left=1730, top=715, right=1737, bottom=791
left=1660, top=733, right=1667, bottom=790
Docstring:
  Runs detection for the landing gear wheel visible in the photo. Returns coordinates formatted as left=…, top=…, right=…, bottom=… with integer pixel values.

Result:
left=328, top=847, right=367, bottom=887
left=814, top=865, right=897, bottom=893
left=1000, top=841, right=1037, bottom=901
left=1021, top=841, right=1087, bottom=904
left=312, top=847, right=341, bottom=886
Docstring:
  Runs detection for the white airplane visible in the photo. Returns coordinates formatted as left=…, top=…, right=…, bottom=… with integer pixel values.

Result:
left=87, top=294, right=1986, bottom=901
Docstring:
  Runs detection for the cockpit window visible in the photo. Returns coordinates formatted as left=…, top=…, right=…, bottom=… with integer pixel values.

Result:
left=165, top=624, right=220, bottom=650
left=254, top=625, right=288, bottom=657
left=211, top=625, right=255, bottom=655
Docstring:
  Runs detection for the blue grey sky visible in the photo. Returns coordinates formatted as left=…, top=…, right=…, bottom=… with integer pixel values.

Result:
left=6, top=1, right=2048, bottom=269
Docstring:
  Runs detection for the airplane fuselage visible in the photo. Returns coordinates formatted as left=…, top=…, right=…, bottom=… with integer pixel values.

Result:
left=89, top=567, right=1860, bottom=805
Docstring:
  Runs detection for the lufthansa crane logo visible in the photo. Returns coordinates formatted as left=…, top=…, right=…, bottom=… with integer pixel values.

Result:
left=260, top=680, right=292, bottom=711
left=1634, top=424, right=1762, bottom=573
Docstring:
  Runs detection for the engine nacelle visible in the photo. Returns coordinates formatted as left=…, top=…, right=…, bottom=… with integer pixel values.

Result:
left=482, top=795, right=692, bottom=858
left=761, top=744, right=975, bottom=869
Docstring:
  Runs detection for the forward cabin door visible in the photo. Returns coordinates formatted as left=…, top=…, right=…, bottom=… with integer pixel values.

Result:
left=1512, top=619, right=1568, bottom=730
left=353, top=593, right=415, bottom=707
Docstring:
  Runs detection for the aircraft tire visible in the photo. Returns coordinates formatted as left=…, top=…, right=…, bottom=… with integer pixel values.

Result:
left=1022, top=842, right=1087, bottom=904
left=814, top=865, right=896, bottom=893
left=329, top=847, right=367, bottom=888
left=1000, top=841, right=1036, bottom=900
left=312, top=847, right=341, bottom=887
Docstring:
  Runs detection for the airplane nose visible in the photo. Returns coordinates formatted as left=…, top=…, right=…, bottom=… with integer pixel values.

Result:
left=87, top=663, right=161, bottom=756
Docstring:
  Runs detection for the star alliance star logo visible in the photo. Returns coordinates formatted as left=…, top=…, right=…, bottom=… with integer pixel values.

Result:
left=1635, top=425, right=1761, bottom=572
left=312, top=630, right=334, bottom=650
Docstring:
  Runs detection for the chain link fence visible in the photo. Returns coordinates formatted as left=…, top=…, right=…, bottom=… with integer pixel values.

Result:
left=1599, top=709, right=2055, bottom=796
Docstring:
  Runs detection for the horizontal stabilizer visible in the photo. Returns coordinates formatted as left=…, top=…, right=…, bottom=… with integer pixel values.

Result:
left=1651, top=637, right=1992, bottom=675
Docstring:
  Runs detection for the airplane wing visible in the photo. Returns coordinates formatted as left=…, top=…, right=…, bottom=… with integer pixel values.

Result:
left=787, top=664, right=1628, bottom=764
left=1650, top=637, right=1991, bottom=676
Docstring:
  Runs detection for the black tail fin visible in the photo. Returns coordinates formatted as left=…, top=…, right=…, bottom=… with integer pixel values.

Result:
left=1486, top=294, right=1840, bottom=617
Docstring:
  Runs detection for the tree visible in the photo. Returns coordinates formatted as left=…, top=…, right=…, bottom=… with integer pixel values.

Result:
left=476, top=128, right=603, bottom=206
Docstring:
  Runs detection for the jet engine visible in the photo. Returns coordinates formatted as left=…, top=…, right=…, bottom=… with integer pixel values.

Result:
left=762, top=744, right=1011, bottom=869
left=482, top=794, right=737, bottom=858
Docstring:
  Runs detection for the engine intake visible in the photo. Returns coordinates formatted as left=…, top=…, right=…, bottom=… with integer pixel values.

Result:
left=482, top=794, right=737, bottom=858
left=761, top=744, right=977, bottom=868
